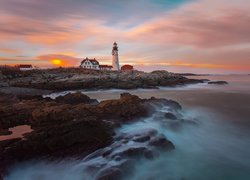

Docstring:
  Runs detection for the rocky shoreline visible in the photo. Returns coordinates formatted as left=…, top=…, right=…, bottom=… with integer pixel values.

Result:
left=0, top=68, right=206, bottom=91
left=0, top=91, right=184, bottom=179
left=0, top=68, right=230, bottom=179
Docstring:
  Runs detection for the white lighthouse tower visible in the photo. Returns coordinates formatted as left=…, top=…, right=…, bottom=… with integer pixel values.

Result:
left=112, top=42, right=120, bottom=71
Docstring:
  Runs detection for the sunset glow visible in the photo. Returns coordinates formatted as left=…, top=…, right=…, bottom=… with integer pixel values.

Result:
left=0, top=0, right=250, bottom=73
left=51, top=59, right=63, bottom=66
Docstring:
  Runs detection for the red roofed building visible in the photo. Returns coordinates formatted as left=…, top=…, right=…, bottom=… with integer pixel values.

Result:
left=15, top=64, right=33, bottom=71
left=121, top=65, right=133, bottom=71
left=99, top=65, right=113, bottom=71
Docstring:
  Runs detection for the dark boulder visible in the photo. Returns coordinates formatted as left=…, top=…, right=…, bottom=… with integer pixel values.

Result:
left=55, top=92, right=98, bottom=105
left=149, top=134, right=175, bottom=150
left=111, top=147, right=147, bottom=159
left=164, top=112, right=177, bottom=120
left=97, top=93, right=149, bottom=121
left=0, top=119, right=114, bottom=175
left=133, top=135, right=150, bottom=143
left=143, top=150, right=155, bottom=160
left=95, top=167, right=123, bottom=180
left=208, top=81, right=228, bottom=85
left=0, top=92, right=179, bottom=177
left=0, top=129, right=12, bottom=136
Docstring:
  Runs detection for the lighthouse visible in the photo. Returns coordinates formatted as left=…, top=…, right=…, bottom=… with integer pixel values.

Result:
left=112, top=42, right=120, bottom=71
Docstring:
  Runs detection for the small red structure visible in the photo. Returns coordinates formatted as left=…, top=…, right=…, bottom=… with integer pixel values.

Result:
left=121, top=65, right=133, bottom=71
left=99, top=65, right=113, bottom=71
left=15, top=64, right=33, bottom=71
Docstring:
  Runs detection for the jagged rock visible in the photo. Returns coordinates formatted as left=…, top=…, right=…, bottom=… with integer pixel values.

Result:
left=112, top=147, right=148, bottom=158
left=133, top=135, right=151, bottom=142
left=164, top=112, right=178, bottom=120
left=149, top=134, right=175, bottom=150
left=116, top=128, right=158, bottom=141
left=0, top=92, right=177, bottom=177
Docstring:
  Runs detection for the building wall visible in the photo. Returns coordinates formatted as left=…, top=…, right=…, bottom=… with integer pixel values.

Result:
left=100, top=67, right=112, bottom=71
left=112, top=50, right=120, bottom=71
left=81, top=60, right=100, bottom=70
left=19, top=68, right=33, bottom=71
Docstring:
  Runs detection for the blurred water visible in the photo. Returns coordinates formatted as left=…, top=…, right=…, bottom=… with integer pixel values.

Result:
left=5, top=75, right=250, bottom=180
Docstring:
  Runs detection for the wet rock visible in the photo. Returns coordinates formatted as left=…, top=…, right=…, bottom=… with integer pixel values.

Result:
left=208, top=81, right=228, bottom=85
left=115, top=159, right=135, bottom=174
left=143, top=150, right=155, bottom=160
left=149, top=134, right=175, bottom=150
left=112, top=147, right=147, bottom=158
left=0, top=138, right=21, bottom=152
left=84, top=164, right=100, bottom=174
left=149, top=97, right=182, bottom=111
left=16, top=94, right=45, bottom=101
left=180, top=119, right=198, bottom=125
left=0, top=129, right=12, bottom=136
left=116, top=128, right=158, bottom=141
left=114, top=156, right=122, bottom=161
left=0, top=92, right=179, bottom=177
left=164, top=112, right=177, bottom=120
left=0, top=119, right=114, bottom=170
left=55, top=92, right=98, bottom=105
left=95, top=167, right=123, bottom=180
left=133, top=135, right=151, bottom=142
left=102, top=147, right=113, bottom=157
left=85, top=147, right=112, bottom=161
left=97, top=93, right=149, bottom=121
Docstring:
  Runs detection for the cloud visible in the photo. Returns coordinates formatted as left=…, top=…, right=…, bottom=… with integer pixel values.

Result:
left=0, top=47, right=21, bottom=54
left=37, top=54, right=80, bottom=67
left=0, top=0, right=250, bottom=73
left=127, top=0, right=250, bottom=48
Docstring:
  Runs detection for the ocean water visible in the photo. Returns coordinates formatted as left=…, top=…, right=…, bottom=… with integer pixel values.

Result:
left=5, top=75, right=250, bottom=180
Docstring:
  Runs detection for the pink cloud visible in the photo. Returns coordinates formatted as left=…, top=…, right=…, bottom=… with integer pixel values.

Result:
left=127, top=0, right=250, bottom=48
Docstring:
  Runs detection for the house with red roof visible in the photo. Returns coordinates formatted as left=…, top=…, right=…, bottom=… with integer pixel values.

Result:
left=15, top=64, right=33, bottom=71
left=99, top=65, right=113, bottom=71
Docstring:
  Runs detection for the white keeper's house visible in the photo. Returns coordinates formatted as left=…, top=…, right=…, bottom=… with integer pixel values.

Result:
left=80, top=58, right=100, bottom=70
left=80, top=57, right=113, bottom=71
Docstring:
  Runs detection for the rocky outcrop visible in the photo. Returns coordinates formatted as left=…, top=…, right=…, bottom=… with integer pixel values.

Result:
left=0, top=92, right=181, bottom=178
left=55, top=92, right=99, bottom=105
left=1, top=68, right=206, bottom=91
left=208, top=81, right=228, bottom=85
left=84, top=127, right=174, bottom=180
left=0, top=129, right=12, bottom=136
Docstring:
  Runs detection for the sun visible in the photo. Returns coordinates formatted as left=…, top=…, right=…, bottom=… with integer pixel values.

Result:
left=51, top=59, right=62, bottom=66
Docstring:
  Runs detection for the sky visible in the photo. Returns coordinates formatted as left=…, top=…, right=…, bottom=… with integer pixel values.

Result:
left=0, top=0, right=250, bottom=74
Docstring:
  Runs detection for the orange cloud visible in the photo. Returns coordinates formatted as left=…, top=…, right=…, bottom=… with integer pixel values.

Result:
left=0, top=48, right=21, bottom=54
